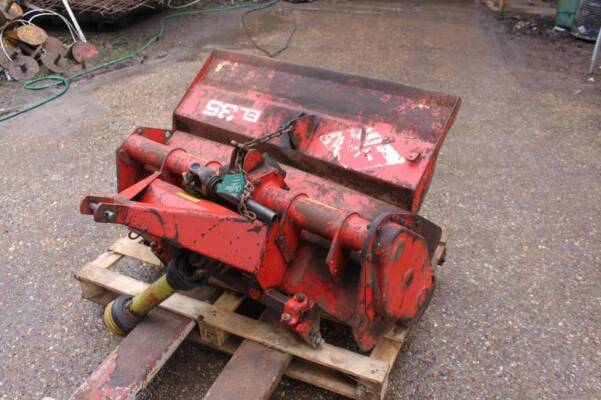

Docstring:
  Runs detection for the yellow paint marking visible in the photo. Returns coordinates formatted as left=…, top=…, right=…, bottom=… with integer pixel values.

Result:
left=176, top=192, right=202, bottom=203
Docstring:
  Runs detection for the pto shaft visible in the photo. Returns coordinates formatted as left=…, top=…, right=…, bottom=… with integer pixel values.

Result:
left=104, top=274, right=177, bottom=336
left=104, top=253, right=204, bottom=336
left=130, top=275, right=175, bottom=314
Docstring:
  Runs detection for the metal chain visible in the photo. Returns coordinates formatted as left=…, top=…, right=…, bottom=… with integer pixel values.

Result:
left=232, top=113, right=306, bottom=221
left=233, top=113, right=306, bottom=170
left=237, top=177, right=257, bottom=221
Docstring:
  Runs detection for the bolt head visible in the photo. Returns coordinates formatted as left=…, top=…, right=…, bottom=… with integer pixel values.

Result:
left=310, top=331, right=325, bottom=347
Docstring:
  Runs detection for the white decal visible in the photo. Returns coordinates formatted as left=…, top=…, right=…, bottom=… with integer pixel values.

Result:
left=202, top=99, right=261, bottom=123
left=241, top=107, right=261, bottom=123
left=202, top=99, right=222, bottom=117
left=217, top=103, right=238, bottom=122
left=319, top=127, right=405, bottom=170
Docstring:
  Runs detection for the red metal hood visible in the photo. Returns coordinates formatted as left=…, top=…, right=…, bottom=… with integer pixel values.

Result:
left=173, top=50, right=460, bottom=212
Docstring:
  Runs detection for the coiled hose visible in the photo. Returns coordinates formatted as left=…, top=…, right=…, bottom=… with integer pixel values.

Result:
left=0, top=0, right=278, bottom=123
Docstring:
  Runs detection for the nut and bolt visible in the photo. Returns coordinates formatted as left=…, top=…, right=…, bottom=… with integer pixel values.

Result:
left=281, top=313, right=292, bottom=323
left=310, top=331, right=325, bottom=347
left=295, top=293, right=306, bottom=302
left=89, top=203, right=115, bottom=221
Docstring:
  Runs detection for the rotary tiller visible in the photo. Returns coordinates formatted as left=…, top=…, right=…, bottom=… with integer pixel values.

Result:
left=81, top=50, right=460, bottom=351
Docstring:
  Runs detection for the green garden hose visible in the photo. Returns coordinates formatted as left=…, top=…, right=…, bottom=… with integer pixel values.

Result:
left=0, top=0, right=278, bottom=123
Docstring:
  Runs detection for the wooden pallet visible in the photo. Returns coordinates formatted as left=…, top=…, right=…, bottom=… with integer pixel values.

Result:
left=73, top=233, right=447, bottom=400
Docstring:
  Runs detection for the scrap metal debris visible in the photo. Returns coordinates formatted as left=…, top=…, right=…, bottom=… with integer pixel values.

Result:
left=40, top=48, right=65, bottom=72
left=11, top=23, right=48, bottom=45
left=0, top=0, right=23, bottom=22
left=29, top=0, right=165, bottom=24
left=70, top=40, right=97, bottom=67
left=0, top=1, right=98, bottom=80
left=6, top=53, right=38, bottom=79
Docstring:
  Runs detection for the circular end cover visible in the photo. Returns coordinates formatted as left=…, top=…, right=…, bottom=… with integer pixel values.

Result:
left=377, top=224, right=434, bottom=321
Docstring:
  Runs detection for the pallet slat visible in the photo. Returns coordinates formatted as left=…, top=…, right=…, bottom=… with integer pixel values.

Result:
left=77, top=283, right=363, bottom=399
left=76, top=264, right=390, bottom=385
left=204, top=311, right=291, bottom=400
left=285, top=359, right=360, bottom=398
left=109, top=237, right=161, bottom=266
left=204, top=339, right=291, bottom=400
left=76, top=233, right=447, bottom=399
left=199, top=291, right=245, bottom=346
left=77, top=252, right=124, bottom=299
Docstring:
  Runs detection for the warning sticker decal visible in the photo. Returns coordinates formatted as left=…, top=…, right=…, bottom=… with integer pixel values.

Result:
left=319, top=127, right=405, bottom=170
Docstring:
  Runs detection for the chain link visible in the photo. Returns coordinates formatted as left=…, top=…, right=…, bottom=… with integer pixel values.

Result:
left=237, top=177, right=257, bottom=221
left=233, top=112, right=306, bottom=170
left=233, top=113, right=306, bottom=221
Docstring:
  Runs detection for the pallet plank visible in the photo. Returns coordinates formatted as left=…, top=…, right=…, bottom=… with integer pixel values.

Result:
left=77, top=277, right=362, bottom=398
left=285, top=359, right=360, bottom=398
left=76, top=264, right=389, bottom=384
left=109, top=237, right=161, bottom=266
left=77, top=252, right=124, bottom=299
left=434, top=230, right=448, bottom=265
left=75, top=234, right=447, bottom=399
left=204, top=340, right=290, bottom=400
left=366, top=328, right=409, bottom=399
left=186, top=333, right=364, bottom=399
left=199, top=291, right=245, bottom=346
left=204, top=311, right=291, bottom=400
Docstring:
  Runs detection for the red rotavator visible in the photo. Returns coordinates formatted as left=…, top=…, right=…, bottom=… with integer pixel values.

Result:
left=81, top=50, right=460, bottom=351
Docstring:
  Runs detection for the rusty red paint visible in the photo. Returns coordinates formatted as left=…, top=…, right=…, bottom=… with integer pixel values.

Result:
left=173, top=50, right=460, bottom=213
left=81, top=51, right=459, bottom=351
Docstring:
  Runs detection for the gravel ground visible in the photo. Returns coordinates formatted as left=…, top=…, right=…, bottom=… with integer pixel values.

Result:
left=0, top=0, right=600, bottom=399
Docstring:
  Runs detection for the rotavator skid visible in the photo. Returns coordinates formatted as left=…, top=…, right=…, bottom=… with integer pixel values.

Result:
left=81, top=50, right=460, bottom=351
